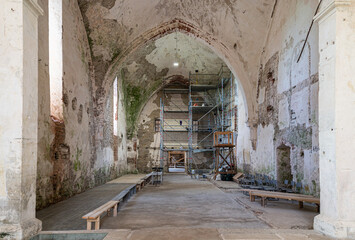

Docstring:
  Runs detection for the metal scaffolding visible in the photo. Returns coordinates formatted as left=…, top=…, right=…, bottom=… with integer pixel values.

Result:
left=159, top=65, right=234, bottom=174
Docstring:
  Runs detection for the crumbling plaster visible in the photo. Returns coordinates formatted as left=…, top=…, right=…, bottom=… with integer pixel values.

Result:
left=121, top=33, right=228, bottom=172
left=118, top=32, right=225, bottom=138
left=237, top=0, right=320, bottom=195
left=78, top=0, right=276, bottom=145
left=36, top=0, right=126, bottom=210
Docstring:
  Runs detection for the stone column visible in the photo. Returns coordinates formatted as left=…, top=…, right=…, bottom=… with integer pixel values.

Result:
left=0, top=0, right=43, bottom=239
left=314, top=0, right=355, bottom=238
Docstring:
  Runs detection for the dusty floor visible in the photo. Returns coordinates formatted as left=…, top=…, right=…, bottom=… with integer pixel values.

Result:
left=101, top=174, right=267, bottom=229
left=210, top=178, right=319, bottom=229
left=35, top=173, right=330, bottom=239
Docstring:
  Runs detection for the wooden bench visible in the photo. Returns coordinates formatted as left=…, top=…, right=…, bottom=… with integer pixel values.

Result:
left=81, top=172, right=153, bottom=230
left=112, top=184, right=136, bottom=202
left=82, top=200, right=119, bottom=230
left=143, top=173, right=152, bottom=184
left=242, top=189, right=320, bottom=212
left=136, top=179, right=145, bottom=191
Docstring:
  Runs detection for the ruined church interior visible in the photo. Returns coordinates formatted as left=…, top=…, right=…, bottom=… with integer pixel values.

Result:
left=1, top=0, right=355, bottom=239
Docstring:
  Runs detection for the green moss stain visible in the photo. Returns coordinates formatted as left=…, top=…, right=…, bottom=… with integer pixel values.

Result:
left=0, top=233, right=10, bottom=238
left=257, top=165, right=275, bottom=178
left=110, top=48, right=121, bottom=63
left=121, top=69, right=162, bottom=139
left=287, top=126, right=312, bottom=149
left=74, top=147, right=82, bottom=171
left=296, top=172, right=304, bottom=182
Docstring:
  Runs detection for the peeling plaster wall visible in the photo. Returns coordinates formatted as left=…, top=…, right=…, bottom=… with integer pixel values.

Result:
left=96, top=78, right=129, bottom=177
left=36, top=0, right=100, bottom=209
left=115, top=32, right=225, bottom=143
left=35, top=0, right=321, bottom=208
left=119, top=33, right=224, bottom=138
left=125, top=33, right=228, bottom=172
left=115, top=77, right=129, bottom=171
left=136, top=93, right=161, bottom=172
left=238, top=0, right=320, bottom=195
left=37, top=0, right=55, bottom=210
left=78, top=0, right=276, bottom=155
left=237, top=87, right=252, bottom=173
left=78, top=0, right=274, bottom=88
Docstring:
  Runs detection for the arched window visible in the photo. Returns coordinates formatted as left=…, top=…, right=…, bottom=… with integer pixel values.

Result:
left=113, top=77, right=118, bottom=136
left=49, top=0, right=63, bottom=119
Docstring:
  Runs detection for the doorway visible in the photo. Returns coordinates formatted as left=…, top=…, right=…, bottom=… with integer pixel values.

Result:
left=168, top=151, right=186, bottom=173
left=276, top=145, right=292, bottom=184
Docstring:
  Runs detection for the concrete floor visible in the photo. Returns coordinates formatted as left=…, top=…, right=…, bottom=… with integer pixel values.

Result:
left=211, top=178, right=320, bottom=229
left=101, top=174, right=269, bottom=229
left=36, top=173, right=330, bottom=239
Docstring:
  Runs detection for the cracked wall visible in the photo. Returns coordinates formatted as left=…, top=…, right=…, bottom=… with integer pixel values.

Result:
left=78, top=0, right=276, bottom=151
left=237, top=0, right=320, bottom=196
left=36, top=0, right=123, bottom=210
left=118, top=33, right=227, bottom=172
left=35, top=0, right=321, bottom=210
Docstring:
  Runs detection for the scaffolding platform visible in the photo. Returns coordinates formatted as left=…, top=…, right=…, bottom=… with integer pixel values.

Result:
left=159, top=65, right=237, bottom=175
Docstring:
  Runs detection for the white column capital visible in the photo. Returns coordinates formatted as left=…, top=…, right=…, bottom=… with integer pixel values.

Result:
left=314, top=0, right=351, bottom=23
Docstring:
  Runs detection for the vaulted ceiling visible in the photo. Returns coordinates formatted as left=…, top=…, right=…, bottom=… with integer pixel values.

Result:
left=78, top=0, right=275, bottom=94
left=120, top=32, right=225, bottom=87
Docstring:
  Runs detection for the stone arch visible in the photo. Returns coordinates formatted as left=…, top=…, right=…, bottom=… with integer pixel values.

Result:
left=101, top=18, right=257, bottom=126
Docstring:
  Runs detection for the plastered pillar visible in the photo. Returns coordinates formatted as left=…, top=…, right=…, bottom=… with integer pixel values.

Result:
left=314, top=0, right=355, bottom=238
left=0, top=0, right=43, bottom=239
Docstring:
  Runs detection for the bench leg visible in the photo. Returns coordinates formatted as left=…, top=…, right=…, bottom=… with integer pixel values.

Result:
left=261, top=197, right=267, bottom=207
left=113, top=204, right=118, bottom=217
left=95, top=217, right=100, bottom=230
left=298, top=201, right=304, bottom=209
left=87, top=221, right=92, bottom=230
left=250, top=195, right=255, bottom=202
left=316, top=204, right=320, bottom=213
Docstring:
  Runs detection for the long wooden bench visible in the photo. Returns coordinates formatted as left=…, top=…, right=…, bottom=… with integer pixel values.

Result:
left=82, top=200, right=119, bottom=230
left=143, top=173, right=152, bottom=184
left=112, top=184, right=136, bottom=202
left=136, top=179, right=145, bottom=191
left=242, top=189, right=320, bottom=212
left=82, top=173, right=153, bottom=230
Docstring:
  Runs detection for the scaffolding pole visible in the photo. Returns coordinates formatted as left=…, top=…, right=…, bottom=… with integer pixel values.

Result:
left=188, top=72, right=193, bottom=174
left=159, top=65, right=235, bottom=176
left=159, top=98, right=164, bottom=168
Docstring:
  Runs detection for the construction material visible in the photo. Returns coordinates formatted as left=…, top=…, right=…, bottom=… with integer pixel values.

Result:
left=233, top=172, right=243, bottom=182
left=213, top=132, right=237, bottom=180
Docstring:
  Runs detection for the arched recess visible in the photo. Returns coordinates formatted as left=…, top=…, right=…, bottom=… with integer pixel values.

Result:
left=101, top=18, right=256, bottom=129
